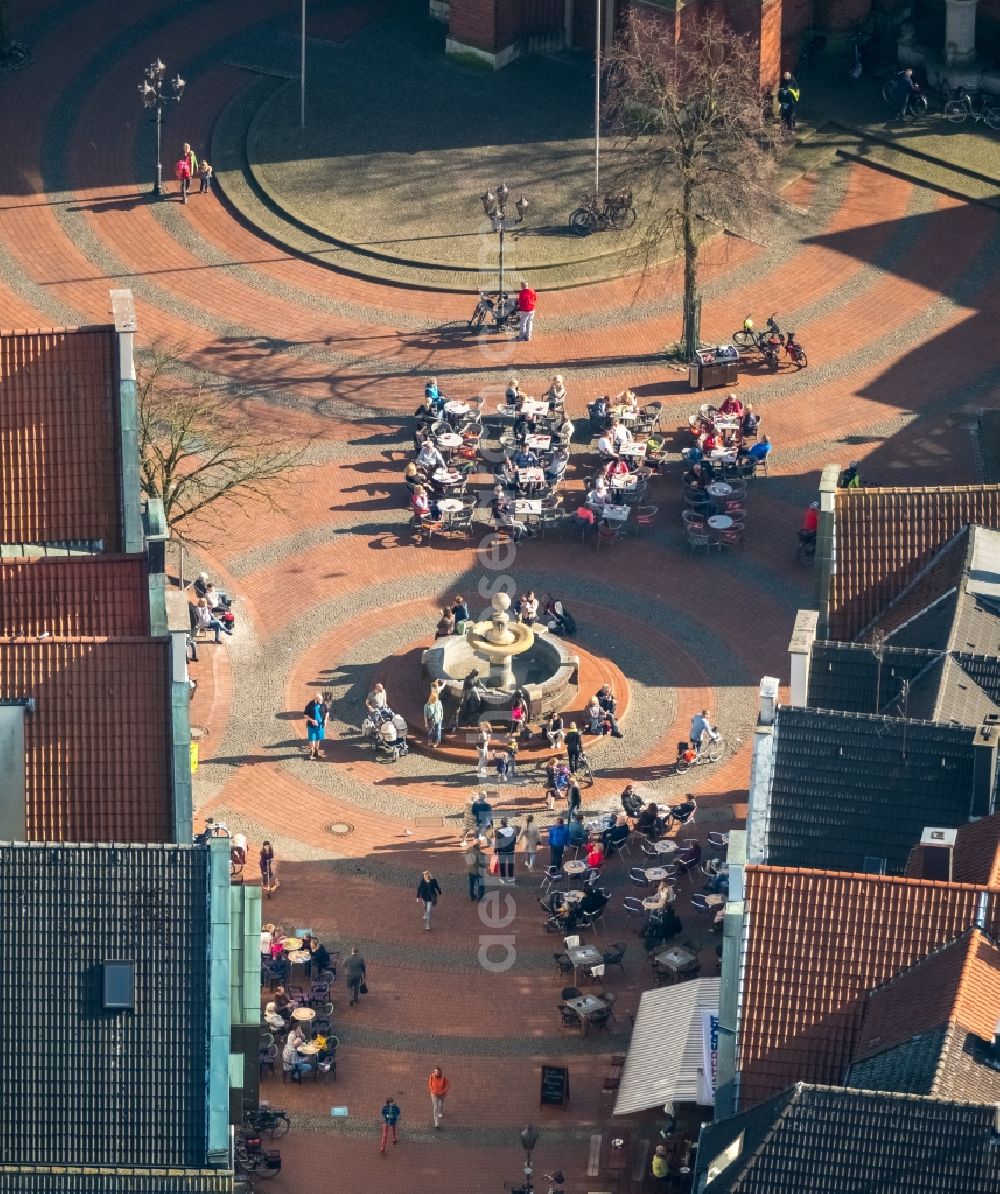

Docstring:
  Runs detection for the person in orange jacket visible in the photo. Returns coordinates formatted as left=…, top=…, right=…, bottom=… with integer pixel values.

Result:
left=428, top=1066, right=450, bottom=1129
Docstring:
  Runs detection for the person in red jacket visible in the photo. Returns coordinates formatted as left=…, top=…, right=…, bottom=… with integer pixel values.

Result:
left=428, top=1066, right=449, bottom=1129
left=516, top=280, right=537, bottom=342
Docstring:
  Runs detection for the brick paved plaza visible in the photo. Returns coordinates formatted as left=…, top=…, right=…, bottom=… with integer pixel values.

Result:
left=3, top=0, right=999, bottom=1191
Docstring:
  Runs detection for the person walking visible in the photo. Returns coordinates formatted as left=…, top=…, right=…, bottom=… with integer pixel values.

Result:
left=515, top=279, right=537, bottom=341
left=476, top=721, right=492, bottom=778
left=175, top=155, right=192, bottom=203
left=565, top=722, right=583, bottom=773
left=523, top=814, right=541, bottom=870
left=379, top=1096, right=401, bottom=1153
left=465, top=838, right=486, bottom=901
left=894, top=67, right=919, bottom=121
left=428, top=1066, right=449, bottom=1129
left=548, top=817, right=569, bottom=869
left=777, top=72, right=799, bottom=131
left=423, top=690, right=444, bottom=747
left=259, top=840, right=278, bottom=896
left=417, top=870, right=442, bottom=930
left=198, top=160, right=213, bottom=193
left=345, top=945, right=366, bottom=1006
left=494, top=818, right=518, bottom=885
left=304, top=692, right=328, bottom=761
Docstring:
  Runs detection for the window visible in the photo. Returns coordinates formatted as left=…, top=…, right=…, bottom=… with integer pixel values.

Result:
left=102, top=960, right=135, bottom=1009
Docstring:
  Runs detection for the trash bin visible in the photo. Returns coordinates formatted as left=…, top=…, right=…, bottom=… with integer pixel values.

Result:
left=688, top=348, right=739, bottom=391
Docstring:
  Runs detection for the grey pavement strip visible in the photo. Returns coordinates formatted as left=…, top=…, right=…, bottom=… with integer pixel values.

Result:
left=287, top=1111, right=599, bottom=1145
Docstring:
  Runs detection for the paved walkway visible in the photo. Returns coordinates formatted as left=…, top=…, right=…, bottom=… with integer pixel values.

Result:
left=2, top=1, right=999, bottom=1190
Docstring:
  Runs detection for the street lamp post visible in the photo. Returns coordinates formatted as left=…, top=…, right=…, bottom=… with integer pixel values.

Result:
left=138, top=59, right=185, bottom=197
left=480, top=183, right=529, bottom=312
left=518, top=1123, right=540, bottom=1194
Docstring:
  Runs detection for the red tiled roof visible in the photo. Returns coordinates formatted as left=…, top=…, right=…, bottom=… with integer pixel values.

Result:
left=0, top=639, right=173, bottom=841
left=854, top=930, right=1000, bottom=1063
left=738, top=866, right=1000, bottom=1108
left=0, top=556, right=149, bottom=638
left=954, top=813, right=1000, bottom=887
left=829, top=486, right=1000, bottom=640
left=0, top=327, right=122, bottom=548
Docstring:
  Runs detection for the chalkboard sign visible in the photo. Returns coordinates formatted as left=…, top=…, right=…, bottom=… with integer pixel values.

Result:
left=540, top=1065, right=569, bottom=1109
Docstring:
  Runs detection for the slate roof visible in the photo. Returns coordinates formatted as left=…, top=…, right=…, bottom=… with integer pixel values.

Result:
left=828, top=486, right=1000, bottom=641
left=736, top=866, right=1000, bottom=1108
left=0, top=327, right=122, bottom=549
left=0, top=1172, right=232, bottom=1193
left=695, top=1084, right=1000, bottom=1193
left=847, top=929, right=1000, bottom=1102
left=0, top=639, right=173, bottom=841
left=0, top=556, right=150, bottom=638
left=0, top=843, right=212, bottom=1172
left=761, top=706, right=981, bottom=874
left=806, top=640, right=942, bottom=715
left=954, top=812, right=1000, bottom=886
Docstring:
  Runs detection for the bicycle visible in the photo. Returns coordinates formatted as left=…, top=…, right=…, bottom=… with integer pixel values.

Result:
left=243, top=1107, right=291, bottom=1140
left=943, top=89, right=1000, bottom=129
left=573, top=750, right=595, bottom=787
left=881, top=74, right=928, bottom=116
left=568, top=191, right=636, bottom=236
left=673, top=732, right=726, bottom=773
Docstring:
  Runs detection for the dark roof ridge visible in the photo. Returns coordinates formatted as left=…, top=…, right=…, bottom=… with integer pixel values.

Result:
left=745, top=863, right=1000, bottom=892
left=790, top=1080, right=1000, bottom=1110
left=813, top=639, right=943, bottom=658
left=782, top=703, right=975, bottom=731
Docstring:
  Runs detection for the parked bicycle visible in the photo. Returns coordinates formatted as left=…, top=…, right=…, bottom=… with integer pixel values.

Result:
left=943, top=87, right=1000, bottom=129
left=243, top=1107, right=291, bottom=1140
left=881, top=72, right=929, bottom=116
left=568, top=190, right=636, bottom=236
left=235, top=1131, right=281, bottom=1179
left=468, top=291, right=519, bottom=332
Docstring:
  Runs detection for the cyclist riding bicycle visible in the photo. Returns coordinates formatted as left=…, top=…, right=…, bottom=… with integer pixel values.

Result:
left=799, top=500, right=819, bottom=545
left=689, top=710, right=720, bottom=758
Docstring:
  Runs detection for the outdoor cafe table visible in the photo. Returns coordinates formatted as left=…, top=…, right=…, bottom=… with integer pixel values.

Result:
left=566, top=994, right=607, bottom=1027
left=287, top=949, right=311, bottom=977
left=561, top=889, right=585, bottom=906
left=517, top=467, right=545, bottom=487
left=437, top=498, right=464, bottom=517
left=432, top=468, right=462, bottom=487
left=526, top=433, right=551, bottom=451
left=618, top=442, right=647, bottom=461
left=566, top=943, right=603, bottom=979
left=437, top=432, right=462, bottom=450
left=709, top=449, right=737, bottom=464
left=444, top=400, right=470, bottom=417
left=644, top=867, right=669, bottom=882
left=653, top=840, right=678, bottom=856
left=654, top=945, right=697, bottom=972
left=707, top=481, right=732, bottom=500
left=291, top=1006, right=316, bottom=1023
left=609, top=474, right=640, bottom=493
left=564, top=859, right=588, bottom=884
left=601, top=503, right=630, bottom=524
left=643, top=893, right=672, bottom=911
left=514, top=499, right=542, bottom=518
left=708, top=515, right=733, bottom=531
left=610, top=404, right=638, bottom=422
left=296, top=1042, right=321, bottom=1056
left=283, top=937, right=303, bottom=952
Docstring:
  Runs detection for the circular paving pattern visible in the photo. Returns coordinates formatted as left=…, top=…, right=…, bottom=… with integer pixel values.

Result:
left=4, top=2, right=999, bottom=1189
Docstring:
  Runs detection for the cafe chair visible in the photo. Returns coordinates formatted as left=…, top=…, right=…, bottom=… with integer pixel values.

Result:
left=581, top=906, right=607, bottom=937
left=563, top=935, right=581, bottom=949
left=561, top=986, right=582, bottom=1002
left=596, top=524, right=623, bottom=552
left=686, top=529, right=720, bottom=556
left=690, top=894, right=714, bottom=914
left=717, top=525, right=746, bottom=550
left=586, top=963, right=606, bottom=989
left=629, top=867, right=651, bottom=890
left=724, top=498, right=746, bottom=515
left=541, top=865, right=566, bottom=894
left=259, top=1044, right=277, bottom=1079
left=635, top=505, right=658, bottom=535
left=638, top=839, right=660, bottom=859
left=559, top=1004, right=585, bottom=1034
left=707, top=832, right=729, bottom=853
left=588, top=1008, right=613, bottom=1034
left=553, top=952, right=575, bottom=978
left=670, top=799, right=697, bottom=827
left=622, top=896, right=647, bottom=930
left=602, top=942, right=627, bottom=974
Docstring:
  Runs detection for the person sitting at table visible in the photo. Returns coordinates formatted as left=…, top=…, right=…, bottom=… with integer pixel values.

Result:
left=571, top=504, right=596, bottom=534
left=580, top=885, right=609, bottom=917
left=701, top=428, right=721, bottom=454
left=264, top=1000, right=286, bottom=1032
left=681, top=442, right=704, bottom=465
left=586, top=478, right=608, bottom=511
left=621, top=784, right=643, bottom=818
left=719, top=392, right=743, bottom=416
left=592, top=393, right=610, bottom=426
left=512, top=444, right=538, bottom=469
left=404, top=460, right=428, bottom=492
left=282, top=1037, right=312, bottom=1083
left=416, top=439, right=445, bottom=474
left=586, top=840, right=605, bottom=870
left=705, top=866, right=730, bottom=896
left=610, top=418, right=632, bottom=451
left=543, top=711, right=565, bottom=749
left=545, top=446, right=569, bottom=485
left=546, top=375, right=567, bottom=409
left=274, top=986, right=293, bottom=1017
left=512, top=409, right=535, bottom=444
left=411, top=485, right=439, bottom=525
left=424, top=377, right=445, bottom=412
left=505, top=376, right=523, bottom=408
left=307, top=937, right=331, bottom=974
left=636, top=802, right=664, bottom=840
left=676, top=839, right=702, bottom=867
left=490, top=486, right=532, bottom=541
left=602, top=814, right=630, bottom=855
left=683, top=461, right=713, bottom=489
left=669, top=799, right=696, bottom=826
left=603, top=456, right=629, bottom=482
left=597, top=429, right=617, bottom=459
left=616, top=388, right=638, bottom=412
left=740, top=404, right=760, bottom=438
left=739, top=433, right=772, bottom=464
left=647, top=879, right=675, bottom=912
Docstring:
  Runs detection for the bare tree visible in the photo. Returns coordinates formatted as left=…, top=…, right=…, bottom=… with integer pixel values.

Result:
left=605, top=14, right=782, bottom=356
left=137, top=347, right=314, bottom=544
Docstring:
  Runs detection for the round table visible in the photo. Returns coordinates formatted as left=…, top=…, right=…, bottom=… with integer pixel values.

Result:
left=708, top=514, right=733, bottom=530
left=561, top=889, right=585, bottom=905
left=283, top=937, right=303, bottom=952
left=642, top=895, right=667, bottom=911
left=292, top=1006, right=316, bottom=1022
left=654, top=840, right=678, bottom=855
left=707, top=482, right=732, bottom=498
left=563, top=860, right=587, bottom=881
left=297, top=1042, right=320, bottom=1056
left=437, top=498, right=463, bottom=514
left=287, top=949, right=311, bottom=966
left=432, top=469, right=461, bottom=485
left=644, top=867, right=669, bottom=881
left=444, top=401, right=469, bottom=417
left=437, top=433, right=462, bottom=449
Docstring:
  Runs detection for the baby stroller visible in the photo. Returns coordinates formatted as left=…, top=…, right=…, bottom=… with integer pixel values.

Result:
left=361, top=709, right=409, bottom=762
left=541, top=594, right=577, bottom=637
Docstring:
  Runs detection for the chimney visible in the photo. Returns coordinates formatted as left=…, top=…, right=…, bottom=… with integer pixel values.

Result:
left=918, top=826, right=957, bottom=881
left=758, top=677, right=780, bottom=726
left=971, top=718, right=1000, bottom=817
left=788, top=611, right=819, bottom=706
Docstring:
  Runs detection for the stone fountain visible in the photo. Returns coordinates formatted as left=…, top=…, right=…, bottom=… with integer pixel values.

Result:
left=465, top=593, right=535, bottom=691
left=421, top=594, right=579, bottom=724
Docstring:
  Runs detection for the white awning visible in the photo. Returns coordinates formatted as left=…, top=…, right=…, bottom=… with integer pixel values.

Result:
left=613, top=978, right=721, bottom=1114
